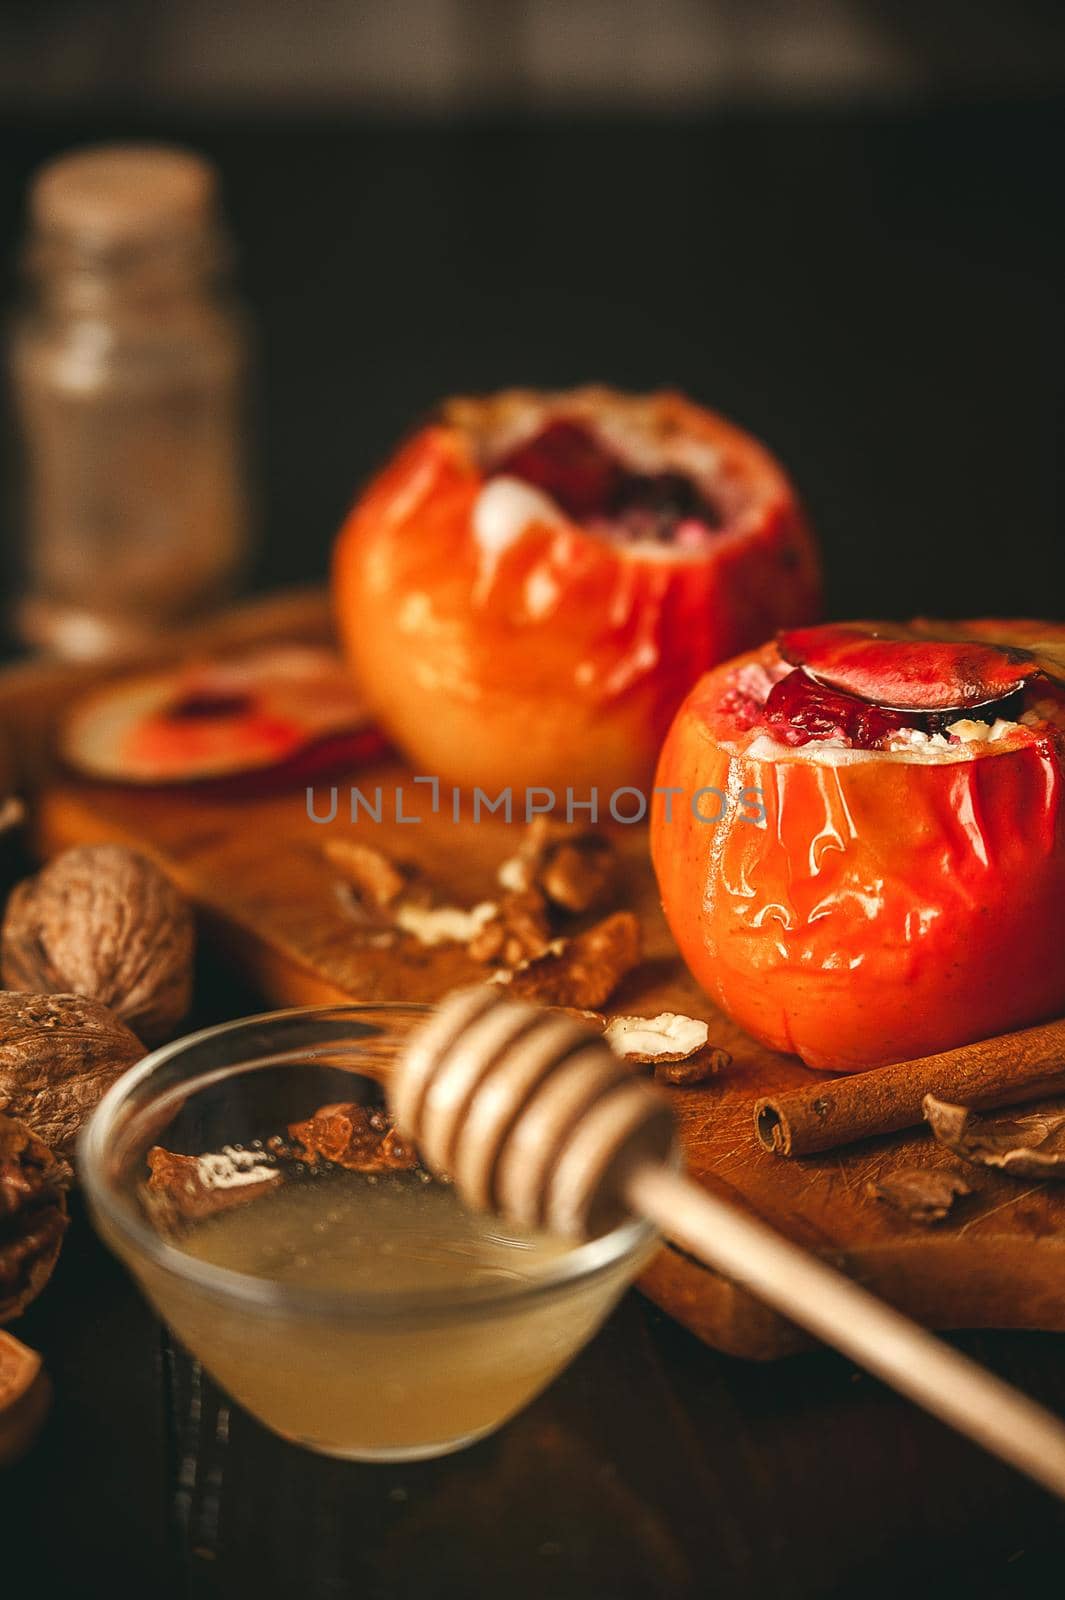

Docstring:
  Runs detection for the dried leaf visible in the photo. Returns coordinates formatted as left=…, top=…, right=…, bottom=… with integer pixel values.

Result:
left=924, top=1095, right=1065, bottom=1178
left=867, top=1166, right=971, bottom=1224
left=503, top=911, right=641, bottom=1009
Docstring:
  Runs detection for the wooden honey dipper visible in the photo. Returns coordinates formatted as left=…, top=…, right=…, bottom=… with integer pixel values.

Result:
left=391, top=986, right=1065, bottom=1500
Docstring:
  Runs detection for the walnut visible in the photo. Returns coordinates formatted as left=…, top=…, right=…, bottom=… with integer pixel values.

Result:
left=144, top=1145, right=281, bottom=1232
left=0, top=991, right=144, bottom=1160
left=498, top=818, right=616, bottom=913
left=0, top=1330, right=51, bottom=1466
left=502, top=911, right=642, bottom=1009
left=2, top=845, right=194, bottom=1045
left=285, top=1103, right=420, bottom=1172
left=0, top=1113, right=69, bottom=1324
left=468, top=889, right=553, bottom=967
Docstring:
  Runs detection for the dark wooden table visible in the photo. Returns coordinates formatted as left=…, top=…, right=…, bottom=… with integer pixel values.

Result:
left=3, top=102, right=1065, bottom=1596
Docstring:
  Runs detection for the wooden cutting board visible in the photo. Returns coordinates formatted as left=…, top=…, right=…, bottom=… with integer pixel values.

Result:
left=4, top=590, right=1064, bottom=1359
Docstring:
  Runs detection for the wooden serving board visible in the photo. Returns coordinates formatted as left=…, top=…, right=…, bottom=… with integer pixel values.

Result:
left=4, top=591, right=1064, bottom=1359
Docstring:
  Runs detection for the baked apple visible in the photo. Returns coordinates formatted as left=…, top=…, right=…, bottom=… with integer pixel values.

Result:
left=651, top=620, right=1065, bottom=1071
left=333, top=388, right=820, bottom=794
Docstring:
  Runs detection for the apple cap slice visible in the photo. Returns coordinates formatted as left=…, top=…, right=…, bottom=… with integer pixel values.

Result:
left=778, top=621, right=1065, bottom=713
left=62, top=645, right=383, bottom=784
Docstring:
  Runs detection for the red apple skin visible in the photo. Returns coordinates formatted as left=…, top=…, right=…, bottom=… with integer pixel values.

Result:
left=332, top=390, right=820, bottom=795
left=651, top=644, right=1065, bottom=1071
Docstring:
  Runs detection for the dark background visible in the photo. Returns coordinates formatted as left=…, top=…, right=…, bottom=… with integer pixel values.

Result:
left=1, top=105, right=1065, bottom=622
left=2, top=4, right=1065, bottom=1596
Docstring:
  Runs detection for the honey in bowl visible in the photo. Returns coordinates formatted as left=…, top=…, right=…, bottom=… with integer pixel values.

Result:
left=80, top=1006, right=657, bottom=1463
left=166, top=1164, right=585, bottom=1459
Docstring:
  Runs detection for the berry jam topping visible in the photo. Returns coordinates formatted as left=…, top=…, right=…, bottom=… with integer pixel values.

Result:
left=720, top=667, right=1034, bottom=751
left=493, top=420, right=721, bottom=544
left=762, top=670, right=915, bottom=749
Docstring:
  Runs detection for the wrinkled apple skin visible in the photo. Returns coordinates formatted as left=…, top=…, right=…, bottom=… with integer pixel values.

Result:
left=333, top=392, right=820, bottom=794
left=651, top=649, right=1065, bottom=1071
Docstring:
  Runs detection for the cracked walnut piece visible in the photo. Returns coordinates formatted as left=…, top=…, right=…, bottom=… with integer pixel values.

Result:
left=502, top=911, right=641, bottom=1009
left=498, top=817, right=617, bottom=913
left=468, top=889, right=553, bottom=967
left=0, top=1113, right=69, bottom=1324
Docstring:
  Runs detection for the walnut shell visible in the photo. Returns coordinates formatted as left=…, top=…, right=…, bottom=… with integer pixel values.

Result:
left=2, top=845, right=194, bottom=1045
left=0, top=1112, right=69, bottom=1324
left=0, top=992, right=144, bottom=1160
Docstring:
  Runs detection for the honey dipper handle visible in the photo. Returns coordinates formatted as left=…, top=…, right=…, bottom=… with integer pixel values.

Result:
left=627, top=1164, right=1065, bottom=1501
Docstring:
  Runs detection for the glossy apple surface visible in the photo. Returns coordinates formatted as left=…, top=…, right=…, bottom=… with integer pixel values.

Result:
left=333, top=388, right=820, bottom=794
left=651, top=624, right=1065, bottom=1070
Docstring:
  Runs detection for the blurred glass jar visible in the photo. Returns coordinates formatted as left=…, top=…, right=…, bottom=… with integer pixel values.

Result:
left=9, top=144, right=251, bottom=659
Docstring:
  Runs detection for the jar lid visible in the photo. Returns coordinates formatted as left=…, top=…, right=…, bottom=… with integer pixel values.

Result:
left=30, top=144, right=218, bottom=247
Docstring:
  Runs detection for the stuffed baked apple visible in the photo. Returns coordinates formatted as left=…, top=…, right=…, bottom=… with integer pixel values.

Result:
left=333, top=388, right=819, bottom=793
left=651, top=620, right=1065, bottom=1071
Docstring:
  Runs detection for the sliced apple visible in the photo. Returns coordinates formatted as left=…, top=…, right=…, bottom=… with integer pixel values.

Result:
left=778, top=621, right=1065, bottom=712
left=62, top=645, right=384, bottom=784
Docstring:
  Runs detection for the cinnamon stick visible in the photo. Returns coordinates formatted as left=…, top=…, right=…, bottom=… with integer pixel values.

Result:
left=754, top=1016, right=1065, bottom=1158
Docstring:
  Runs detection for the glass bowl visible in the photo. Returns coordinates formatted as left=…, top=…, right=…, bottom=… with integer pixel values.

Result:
left=79, top=1004, right=658, bottom=1462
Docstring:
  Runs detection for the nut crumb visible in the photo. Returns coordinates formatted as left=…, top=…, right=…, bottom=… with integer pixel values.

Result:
left=324, top=839, right=408, bottom=909
left=468, top=889, right=553, bottom=966
left=654, top=1049, right=731, bottom=1086
left=604, top=1012, right=713, bottom=1064
left=145, top=1145, right=281, bottom=1230
left=498, top=818, right=616, bottom=914
left=286, top=1103, right=419, bottom=1172
left=866, top=1166, right=971, bottom=1224
left=394, top=900, right=498, bottom=947
left=504, top=911, right=641, bottom=1008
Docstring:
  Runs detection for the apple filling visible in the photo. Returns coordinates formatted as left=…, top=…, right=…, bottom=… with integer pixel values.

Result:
left=716, top=664, right=1064, bottom=759
left=489, top=420, right=723, bottom=549
left=709, top=622, right=1065, bottom=760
